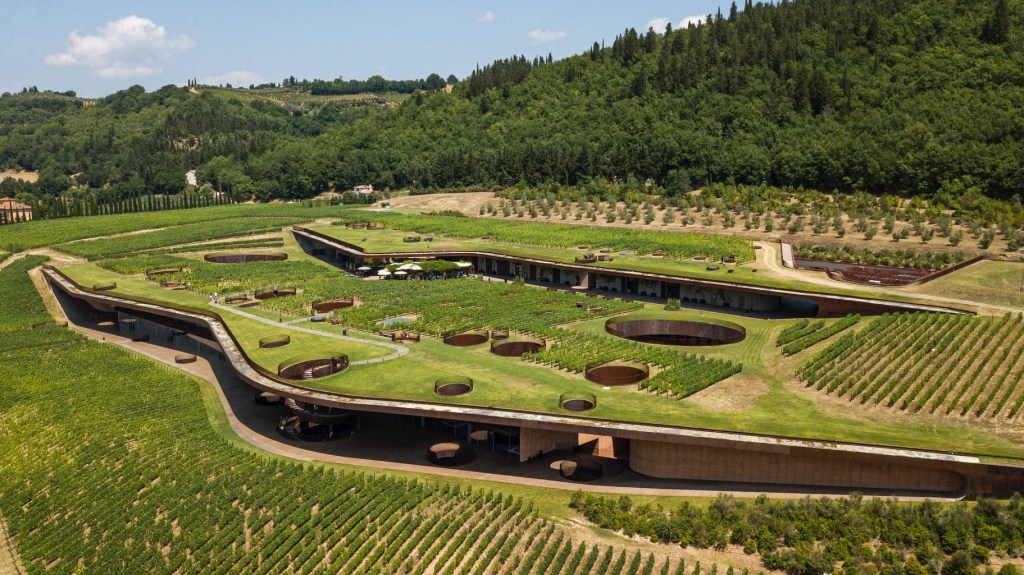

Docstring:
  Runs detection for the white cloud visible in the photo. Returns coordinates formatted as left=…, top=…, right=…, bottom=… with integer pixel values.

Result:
left=678, top=14, right=707, bottom=28
left=45, top=16, right=193, bottom=78
left=477, top=11, right=495, bottom=23
left=646, top=17, right=671, bottom=33
left=199, top=70, right=265, bottom=87
left=527, top=29, right=568, bottom=45
left=645, top=15, right=706, bottom=34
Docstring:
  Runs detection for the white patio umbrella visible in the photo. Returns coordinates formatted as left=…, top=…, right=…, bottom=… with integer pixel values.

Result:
left=357, top=266, right=371, bottom=271
left=397, top=263, right=422, bottom=271
left=377, top=269, right=392, bottom=276
left=455, top=262, right=473, bottom=268
left=394, top=270, right=408, bottom=277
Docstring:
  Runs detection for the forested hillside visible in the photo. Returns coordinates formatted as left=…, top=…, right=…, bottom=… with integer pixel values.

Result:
left=1, top=0, right=1021, bottom=207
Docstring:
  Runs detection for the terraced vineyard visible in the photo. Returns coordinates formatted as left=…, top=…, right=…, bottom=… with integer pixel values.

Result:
left=799, top=312, right=1024, bottom=418
left=56, top=217, right=305, bottom=260
left=0, top=253, right=682, bottom=575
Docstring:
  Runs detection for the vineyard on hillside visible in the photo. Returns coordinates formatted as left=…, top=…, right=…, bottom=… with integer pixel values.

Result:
left=0, top=258, right=682, bottom=575
left=0, top=203, right=346, bottom=252
left=799, top=313, right=1024, bottom=418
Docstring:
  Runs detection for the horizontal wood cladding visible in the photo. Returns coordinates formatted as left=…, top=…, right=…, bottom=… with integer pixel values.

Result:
left=629, top=439, right=967, bottom=494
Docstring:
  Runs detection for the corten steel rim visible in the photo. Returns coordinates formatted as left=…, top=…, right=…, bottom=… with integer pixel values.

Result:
left=255, top=288, right=297, bottom=300
left=585, top=361, right=650, bottom=386
left=435, top=376, right=474, bottom=397
left=559, top=392, right=597, bottom=412
left=204, top=253, right=288, bottom=264
left=490, top=337, right=545, bottom=357
left=443, top=330, right=489, bottom=346
left=258, top=334, right=291, bottom=349
left=312, top=298, right=354, bottom=313
left=391, top=332, right=421, bottom=343
left=145, top=267, right=183, bottom=276
left=277, top=354, right=349, bottom=380
left=224, top=293, right=249, bottom=304
left=605, top=317, right=746, bottom=346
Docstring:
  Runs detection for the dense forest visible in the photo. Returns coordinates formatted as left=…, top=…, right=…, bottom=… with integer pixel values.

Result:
left=1, top=0, right=1021, bottom=213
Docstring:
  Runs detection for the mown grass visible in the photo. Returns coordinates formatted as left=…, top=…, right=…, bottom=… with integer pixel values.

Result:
left=910, top=259, right=1024, bottom=310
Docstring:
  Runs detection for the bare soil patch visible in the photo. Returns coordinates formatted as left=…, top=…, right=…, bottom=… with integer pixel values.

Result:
left=65, top=227, right=167, bottom=243
left=560, top=519, right=779, bottom=574
left=385, top=192, right=495, bottom=214
left=0, top=169, right=38, bottom=183
left=686, top=373, right=769, bottom=412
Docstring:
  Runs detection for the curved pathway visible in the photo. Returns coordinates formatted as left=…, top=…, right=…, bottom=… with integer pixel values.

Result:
left=210, top=301, right=408, bottom=365
left=755, top=241, right=1023, bottom=315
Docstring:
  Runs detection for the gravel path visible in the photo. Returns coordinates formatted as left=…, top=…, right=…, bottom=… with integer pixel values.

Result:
left=755, top=241, right=1021, bottom=315
left=210, top=302, right=408, bottom=365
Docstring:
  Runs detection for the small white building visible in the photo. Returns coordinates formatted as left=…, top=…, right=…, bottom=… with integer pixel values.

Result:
left=352, top=184, right=374, bottom=195
left=185, top=170, right=197, bottom=187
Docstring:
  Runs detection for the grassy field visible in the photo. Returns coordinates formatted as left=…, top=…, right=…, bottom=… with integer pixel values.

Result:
left=909, top=260, right=1024, bottom=309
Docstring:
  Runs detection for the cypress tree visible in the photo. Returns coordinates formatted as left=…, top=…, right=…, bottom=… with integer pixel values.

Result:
left=983, top=0, right=1010, bottom=44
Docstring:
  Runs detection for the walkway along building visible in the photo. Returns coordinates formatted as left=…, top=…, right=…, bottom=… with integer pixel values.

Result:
left=0, top=197, right=33, bottom=223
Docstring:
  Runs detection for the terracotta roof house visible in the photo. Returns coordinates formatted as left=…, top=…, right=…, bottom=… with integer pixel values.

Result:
left=0, top=197, right=32, bottom=223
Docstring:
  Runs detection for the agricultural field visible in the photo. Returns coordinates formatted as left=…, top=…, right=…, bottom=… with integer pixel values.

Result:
left=0, top=260, right=680, bottom=575
left=333, top=211, right=756, bottom=262
left=454, top=183, right=1024, bottom=257
left=6, top=203, right=1024, bottom=575
left=56, top=216, right=305, bottom=259
left=0, top=202, right=351, bottom=252
left=800, top=312, right=1024, bottom=419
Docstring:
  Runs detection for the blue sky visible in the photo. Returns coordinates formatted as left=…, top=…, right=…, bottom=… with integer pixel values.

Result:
left=2, top=1, right=738, bottom=98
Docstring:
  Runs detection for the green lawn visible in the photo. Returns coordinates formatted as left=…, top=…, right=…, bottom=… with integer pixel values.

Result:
left=56, top=261, right=1024, bottom=461
left=910, top=259, right=1024, bottom=310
